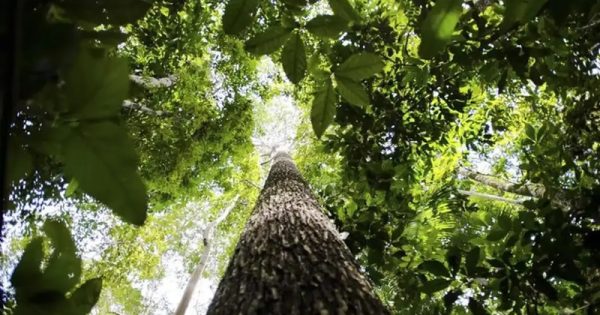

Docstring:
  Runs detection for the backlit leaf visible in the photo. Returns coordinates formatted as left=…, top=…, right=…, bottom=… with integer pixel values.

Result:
left=281, top=33, right=307, bottom=84
left=335, top=76, right=369, bottom=107
left=335, top=53, right=384, bottom=81
left=69, top=278, right=103, bottom=314
left=63, top=121, right=148, bottom=225
left=222, top=0, right=259, bottom=35
left=421, top=278, right=452, bottom=294
left=306, top=15, right=349, bottom=38
left=501, top=0, right=548, bottom=31
left=328, top=0, right=361, bottom=22
left=418, top=0, right=463, bottom=59
left=245, top=25, right=292, bottom=55
left=310, top=78, right=337, bottom=138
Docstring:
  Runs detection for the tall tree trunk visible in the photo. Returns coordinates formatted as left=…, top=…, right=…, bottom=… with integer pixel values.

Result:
left=207, top=152, right=389, bottom=315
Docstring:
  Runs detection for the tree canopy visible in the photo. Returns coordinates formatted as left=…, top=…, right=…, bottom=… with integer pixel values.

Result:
left=2, top=0, right=599, bottom=314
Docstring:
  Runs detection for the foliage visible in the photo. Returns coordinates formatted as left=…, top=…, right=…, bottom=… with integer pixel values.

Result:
left=3, top=0, right=600, bottom=314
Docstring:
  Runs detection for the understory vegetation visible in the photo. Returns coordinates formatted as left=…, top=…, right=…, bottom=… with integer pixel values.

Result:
left=1, top=0, right=599, bottom=314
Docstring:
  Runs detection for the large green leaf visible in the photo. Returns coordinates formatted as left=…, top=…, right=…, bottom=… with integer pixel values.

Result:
left=418, top=0, right=463, bottom=59
left=487, top=228, right=508, bottom=241
left=418, top=260, right=450, bottom=277
left=335, top=76, right=369, bottom=107
left=11, top=238, right=44, bottom=289
left=421, top=278, right=452, bottom=294
left=465, top=246, right=481, bottom=275
left=328, top=0, right=361, bottom=22
left=310, top=78, right=337, bottom=138
left=64, top=51, right=129, bottom=120
left=69, top=278, right=103, bottom=314
left=468, top=298, right=489, bottom=315
left=245, top=25, right=292, bottom=55
left=63, top=121, right=148, bottom=225
left=281, top=33, right=307, bottom=84
left=42, top=220, right=81, bottom=294
left=335, top=53, right=384, bottom=81
left=501, top=0, right=548, bottom=31
left=305, top=15, right=349, bottom=38
left=222, top=0, right=259, bottom=35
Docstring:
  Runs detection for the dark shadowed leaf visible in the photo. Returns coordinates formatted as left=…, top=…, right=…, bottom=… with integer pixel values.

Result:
left=64, top=51, right=129, bottom=120
left=468, top=298, right=489, bottom=315
left=42, top=220, right=81, bottom=294
left=245, top=25, right=292, bottom=55
left=328, top=0, right=361, bottom=22
left=418, top=260, right=450, bottom=277
left=335, top=53, right=384, bottom=81
left=421, top=278, right=452, bottom=294
left=533, top=275, right=558, bottom=300
left=69, top=278, right=103, bottom=314
left=418, top=0, right=463, bottom=59
left=487, top=228, right=508, bottom=241
left=281, top=33, right=307, bottom=84
left=11, top=238, right=44, bottom=288
left=310, top=78, right=337, bottom=138
left=222, top=0, right=259, bottom=35
left=63, top=122, right=148, bottom=225
left=306, top=15, right=349, bottom=38
left=335, top=76, right=369, bottom=107
left=466, top=246, right=480, bottom=275
left=58, top=0, right=152, bottom=25
left=500, top=0, right=548, bottom=31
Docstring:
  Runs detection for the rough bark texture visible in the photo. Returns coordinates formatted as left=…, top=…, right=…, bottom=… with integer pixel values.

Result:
left=207, top=152, right=389, bottom=315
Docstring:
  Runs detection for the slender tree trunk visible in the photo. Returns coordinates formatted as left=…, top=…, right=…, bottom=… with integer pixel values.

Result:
left=207, top=152, right=389, bottom=315
left=129, top=74, right=178, bottom=89
left=457, top=189, right=529, bottom=205
left=175, top=196, right=239, bottom=315
left=122, top=100, right=170, bottom=116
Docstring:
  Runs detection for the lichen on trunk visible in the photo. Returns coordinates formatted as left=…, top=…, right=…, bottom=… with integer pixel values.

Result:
left=207, top=152, right=389, bottom=314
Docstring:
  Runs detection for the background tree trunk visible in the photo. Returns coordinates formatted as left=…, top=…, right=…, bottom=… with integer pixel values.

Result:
left=207, top=152, right=389, bottom=315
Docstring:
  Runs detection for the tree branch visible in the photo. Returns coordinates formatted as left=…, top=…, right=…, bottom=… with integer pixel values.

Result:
left=174, top=196, right=240, bottom=315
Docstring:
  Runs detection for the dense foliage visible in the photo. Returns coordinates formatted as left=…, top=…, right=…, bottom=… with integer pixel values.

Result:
left=2, top=0, right=599, bottom=314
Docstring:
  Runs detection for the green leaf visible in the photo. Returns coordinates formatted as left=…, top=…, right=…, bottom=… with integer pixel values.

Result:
left=69, top=278, right=103, bottom=314
left=500, top=0, right=548, bottom=31
left=487, top=228, right=508, bottom=241
left=58, top=0, right=152, bottom=25
left=245, top=25, right=292, bottom=55
left=305, top=15, right=349, bottom=38
left=335, top=76, right=369, bottom=107
left=498, top=214, right=512, bottom=230
left=418, top=260, right=450, bottom=277
left=63, top=121, right=148, bottom=225
left=64, top=50, right=129, bottom=120
left=468, top=298, right=489, bottom=315
left=465, top=246, right=480, bottom=275
left=222, top=0, right=259, bottom=35
left=310, top=78, right=337, bottom=138
left=42, top=220, right=81, bottom=293
left=328, top=0, right=361, bottom=22
left=418, top=0, right=463, bottom=59
left=11, top=238, right=44, bottom=288
left=281, top=33, right=307, bottom=84
left=421, top=278, right=452, bottom=294
left=335, top=53, right=384, bottom=81
left=533, top=275, right=558, bottom=300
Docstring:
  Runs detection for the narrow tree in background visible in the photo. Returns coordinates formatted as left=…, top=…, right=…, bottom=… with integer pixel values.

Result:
left=207, top=152, right=389, bottom=314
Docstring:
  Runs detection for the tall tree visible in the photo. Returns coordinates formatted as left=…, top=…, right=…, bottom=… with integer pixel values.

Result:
left=207, top=151, right=388, bottom=314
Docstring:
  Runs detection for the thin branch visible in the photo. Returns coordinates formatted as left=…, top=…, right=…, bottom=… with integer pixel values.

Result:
left=174, top=196, right=240, bottom=315
left=457, top=189, right=529, bottom=205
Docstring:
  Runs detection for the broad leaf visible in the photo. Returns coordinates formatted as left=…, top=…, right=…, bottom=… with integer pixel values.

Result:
left=418, top=0, right=463, bottom=59
left=418, top=260, right=450, bottom=277
left=328, top=0, right=361, bottom=22
left=222, top=0, right=259, bottom=35
left=335, top=53, right=384, bottom=81
left=11, top=238, right=44, bottom=289
left=310, top=78, right=337, bottom=138
left=63, top=121, right=148, bottom=225
left=69, top=278, right=103, bottom=314
left=281, top=33, right=307, bottom=84
left=468, top=298, right=489, bottom=315
left=501, top=0, right=548, bottom=31
left=245, top=25, right=292, bottom=55
left=64, top=51, right=129, bottom=120
left=421, top=278, right=452, bottom=294
left=487, top=228, right=508, bottom=241
left=43, top=220, right=81, bottom=294
left=306, top=15, right=349, bottom=38
left=335, top=76, right=369, bottom=107
left=465, top=246, right=480, bottom=275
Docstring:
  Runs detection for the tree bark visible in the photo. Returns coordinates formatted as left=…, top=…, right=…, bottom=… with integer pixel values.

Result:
left=457, top=189, right=529, bottom=205
left=129, top=74, right=177, bottom=89
left=207, top=152, right=389, bottom=315
left=175, top=196, right=239, bottom=315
